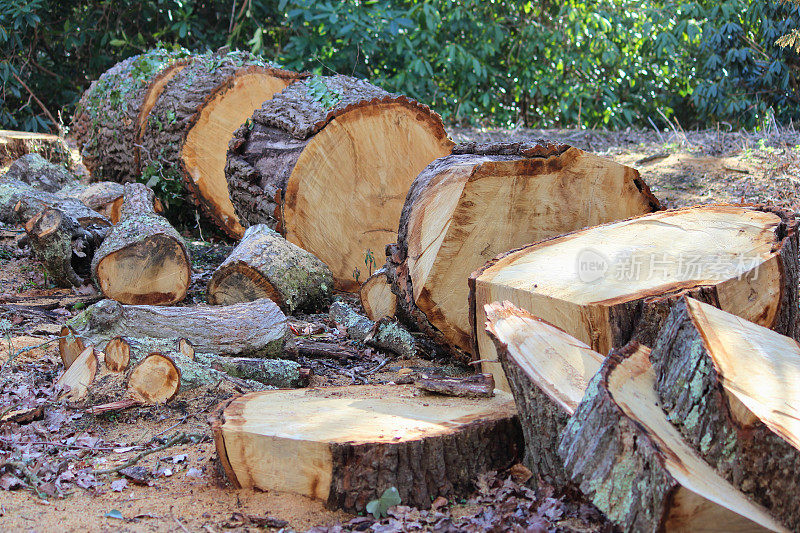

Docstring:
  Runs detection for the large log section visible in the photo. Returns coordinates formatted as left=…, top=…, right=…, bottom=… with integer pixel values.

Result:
left=651, top=297, right=800, bottom=530
left=142, top=51, right=302, bottom=237
left=71, top=49, right=190, bottom=181
left=226, top=75, right=454, bottom=290
left=471, top=204, right=799, bottom=391
left=209, top=385, right=521, bottom=513
left=387, top=140, right=660, bottom=361
left=558, top=343, right=787, bottom=532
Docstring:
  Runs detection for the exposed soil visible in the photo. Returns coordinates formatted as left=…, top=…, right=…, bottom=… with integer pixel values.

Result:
left=2, top=126, right=798, bottom=532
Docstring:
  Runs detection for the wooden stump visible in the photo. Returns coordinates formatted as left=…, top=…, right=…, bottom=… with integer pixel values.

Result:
left=651, top=297, right=800, bottom=530
left=142, top=51, right=302, bottom=237
left=71, top=49, right=190, bottom=181
left=471, top=204, right=799, bottom=391
left=209, top=384, right=521, bottom=512
left=359, top=267, right=397, bottom=321
left=66, top=298, right=288, bottom=358
left=4, top=153, right=72, bottom=192
left=484, top=301, right=602, bottom=488
left=226, top=75, right=454, bottom=289
left=207, top=224, right=332, bottom=313
left=0, top=130, right=71, bottom=167
left=91, top=183, right=190, bottom=305
left=387, top=140, right=660, bottom=361
left=558, top=344, right=787, bottom=532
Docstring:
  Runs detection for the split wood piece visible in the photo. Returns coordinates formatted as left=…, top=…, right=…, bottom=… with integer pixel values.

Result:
left=194, top=353, right=309, bottom=388
left=416, top=373, right=494, bottom=398
left=651, top=297, right=800, bottom=530
left=209, top=384, right=521, bottom=512
left=91, top=183, right=191, bottom=305
left=71, top=49, right=191, bottom=182
left=66, top=298, right=288, bottom=358
left=126, top=352, right=181, bottom=403
left=55, top=346, right=98, bottom=401
left=329, top=301, right=417, bottom=358
left=359, top=267, right=397, bottom=321
left=104, top=336, right=194, bottom=372
left=142, top=51, right=302, bottom=237
left=207, top=224, right=332, bottom=313
left=226, top=74, right=454, bottom=288
left=59, top=326, right=86, bottom=370
left=484, top=301, right=602, bottom=488
left=0, top=130, right=71, bottom=167
left=4, top=153, right=72, bottom=192
left=471, top=204, right=799, bottom=392
left=388, top=140, right=661, bottom=362
left=24, top=206, right=109, bottom=287
left=558, top=343, right=787, bottom=533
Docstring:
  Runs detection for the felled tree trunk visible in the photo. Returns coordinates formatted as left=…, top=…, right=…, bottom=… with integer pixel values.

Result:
left=558, top=344, right=787, bottom=532
left=0, top=130, right=71, bottom=167
left=484, top=301, right=603, bottom=488
left=226, top=75, right=454, bottom=289
left=194, top=353, right=308, bottom=388
left=388, top=141, right=660, bottom=362
left=4, top=153, right=72, bottom=192
left=71, top=49, right=190, bottom=182
left=207, top=224, right=332, bottom=313
left=651, top=297, right=800, bottom=530
left=65, top=298, right=288, bottom=358
left=91, top=183, right=190, bottom=305
left=359, top=267, right=397, bottom=321
left=141, top=51, right=302, bottom=237
left=471, top=204, right=799, bottom=391
left=209, top=384, right=522, bottom=513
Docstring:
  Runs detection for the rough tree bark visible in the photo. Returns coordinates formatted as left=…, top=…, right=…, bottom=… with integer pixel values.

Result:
left=226, top=74, right=454, bottom=289
left=329, top=300, right=417, bottom=358
left=4, top=153, right=72, bottom=192
left=207, top=224, right=332, bottom=313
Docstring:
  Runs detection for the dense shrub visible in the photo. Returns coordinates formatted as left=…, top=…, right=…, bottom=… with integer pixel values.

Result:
left=1, top=0, right=799, bottom=132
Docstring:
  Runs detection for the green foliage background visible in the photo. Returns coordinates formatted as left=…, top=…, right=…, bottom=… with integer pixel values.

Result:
left=2, top=0, right=799, bottom=132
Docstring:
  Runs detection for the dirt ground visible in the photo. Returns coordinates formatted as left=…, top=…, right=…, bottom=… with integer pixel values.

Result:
left=2, top=126, right=799, bottom=532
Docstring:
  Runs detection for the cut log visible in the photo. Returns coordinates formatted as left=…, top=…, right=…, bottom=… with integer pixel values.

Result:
left=4, top=153, right=72, bottom=192
left=209, top=384, right=521, bottom=512
left=58, top=326, right=86, bottom=370
left=471, top=204, right=799, bottom=391
left=226, top=75, right=454, bottom=288
left=558, top=343, right=787, bottom=532
left=65, top=298, right=288, bottom=358
left=141, top=51, right=302, bottom=237
left=90, top=183, right=190, bottom=305
left=484, top=301, right=602, bottom=488
left=55, top=346, right=98, bottom=401
left=329, top=301, right=417, bottom=358
left=104, top=336, right=194, bottom=372
left=359, top=267, right=397, bottom=321
left=194, top=353, right=308, bottom=388
left=71, top=48, right=191, bottom=181
left=0, top=130, right=71, bottom=167
left=24, top=206, right=109, bottom=287
left=651, top=297, right=800, bottom=530
left=126, top=352, right=181, bottom=403
left=416, top=373, right=494, bottom=398
left=58, top=181, right=163, bottom=224
left=207, top=224, right=332, bottom=313
left=388, top=140, right=661, bottom=362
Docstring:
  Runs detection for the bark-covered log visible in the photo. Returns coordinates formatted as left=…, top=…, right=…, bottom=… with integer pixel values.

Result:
left=226, top=75, right=454, bottom=289
left=650, top=297, right=800, bottom=530
left=24, top=206, right=109, bottom=287
left=329, top=300, right=417, bottom=358
left=0, top=179, right=111, bottom=227
left=194, top=352, right=308, bottom=388
left=91, top=183, right=190, bottom=305
left=484, top=301, right=603, bottom=488
left=208, top=384, right=522, bottom=512
left=58, top=181, right=163, bottom=224
left=0, top=130, right=71, bottom=167
left=4, top=153, right=72, bottom=192
left=65, top=298, right=288, bottom=358
left=558, top=343, right=787, bottom=532
left=388, top=140, right=660, bottom=363
left=359, top=267, right=397, bottom=321
left=141, top=51, right=302, bottom=237
left=416, top=373, right=494, bottom=398
left=207, top=223, right=332, bottom=313
left=125, top=352, right=181, bottom=403
left=471, top=204, right=799, bottom=391
left=71, top=49, right=191, bottom=182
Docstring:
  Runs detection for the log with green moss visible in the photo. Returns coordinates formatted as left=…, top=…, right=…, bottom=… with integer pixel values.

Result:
left=194, top=352, right=309, bottom=388
left=207, top=223, right=332, bottom=313
left=90, top=183, right=190, bottom=305
left=71, top=48, right=192, bottom=182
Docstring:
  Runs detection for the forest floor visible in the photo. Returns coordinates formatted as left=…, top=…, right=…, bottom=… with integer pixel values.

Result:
left=1, top=127, right=799, bottom=532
